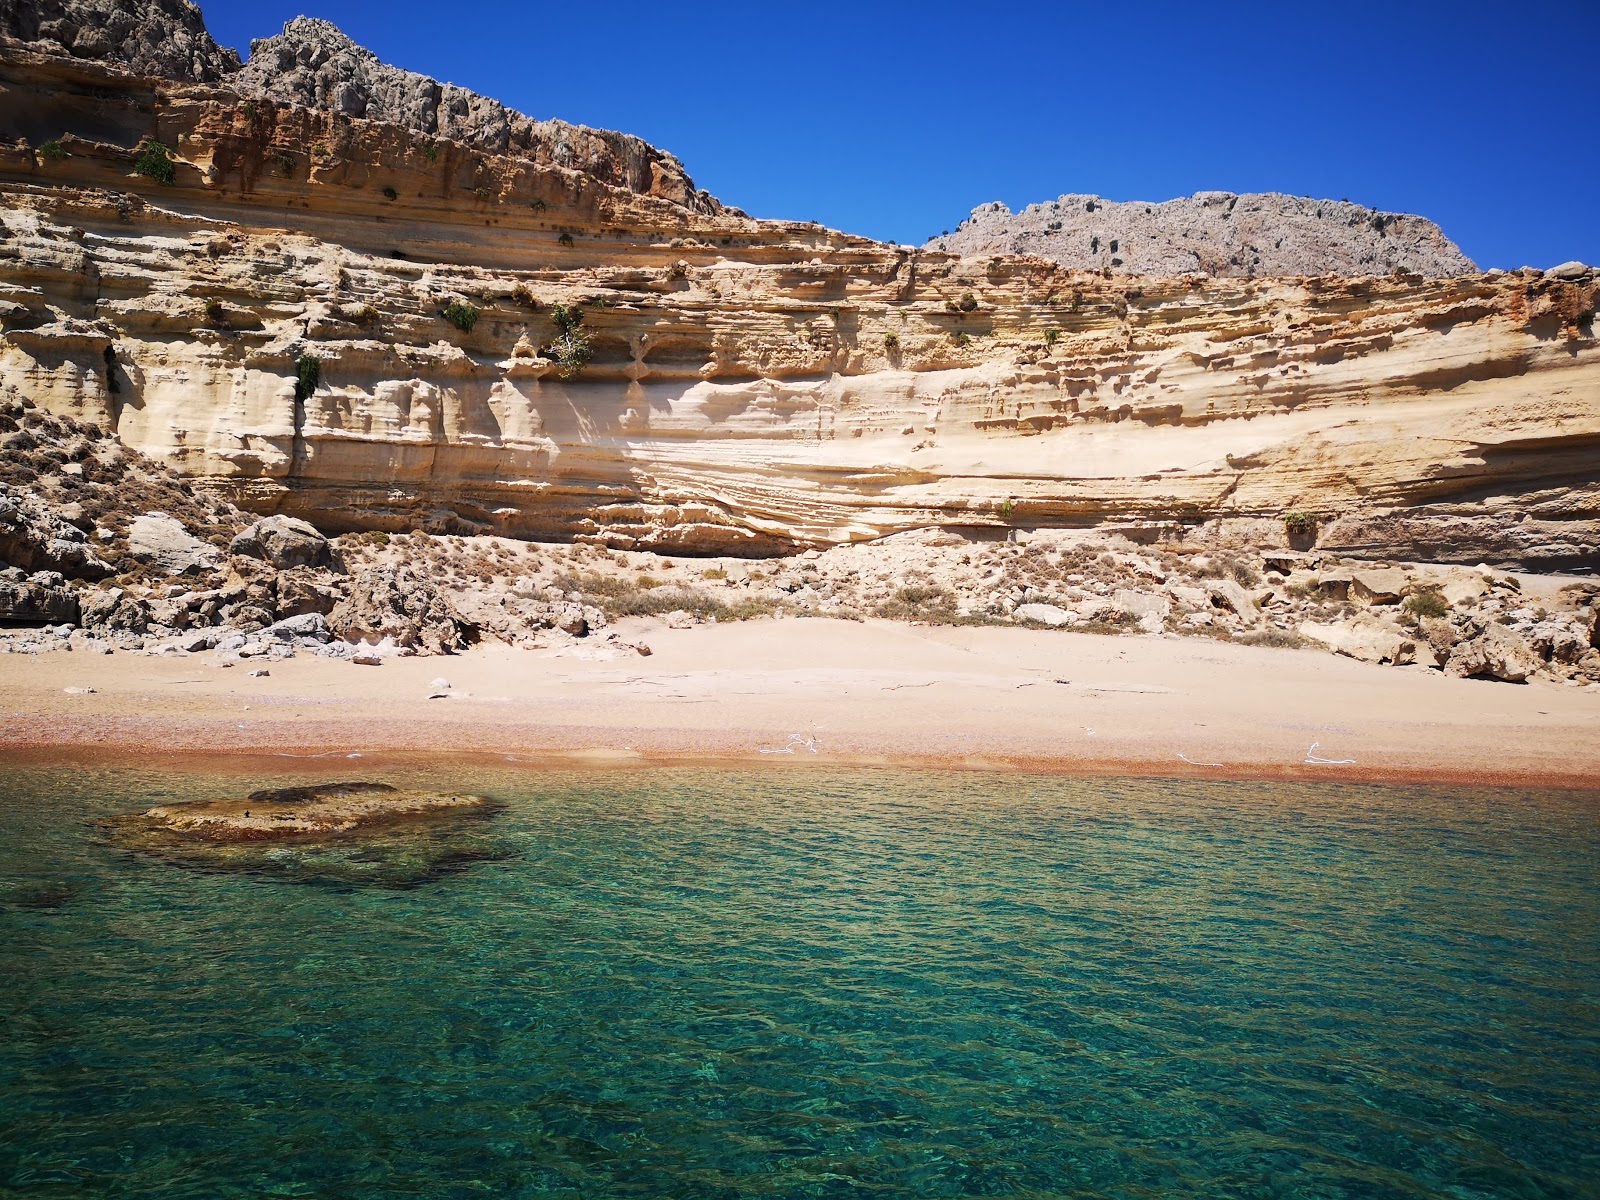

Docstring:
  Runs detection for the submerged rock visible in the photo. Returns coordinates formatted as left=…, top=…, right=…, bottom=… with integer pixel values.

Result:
left=100, top=781, right=510, bottom=887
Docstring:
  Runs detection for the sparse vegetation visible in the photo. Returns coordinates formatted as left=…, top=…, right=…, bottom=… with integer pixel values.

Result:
left=276, top=152, right=295, bottom=177
left=552, top=571, right=775, bottom=621
left=882, top=331, right=899, bottom=351
left=203, top=298, right=227, bottom=326
left=1044, top=328, right=1061, bottom=347
left=1404, top=589, right=1450, bottom=619
left=530, top=198, right=547, bottom=211
left=1282, top=511, right=1317, bottom=535
left=511, top=284, right=538, bottom=307
left=133, top=140, right=175, bottom=185
left=443, top=301, right=480, bottom=333
left=945, top=293, right=980, bottom=314
left=545, top=303, right=593, bottom=379
left=241, top=101, right=258, bottom=120
left=423, top=143, right=439, bottom=163
left=952, top=331, right=973, bottom=347
left=294, top=353, right=321, bottom=402
left=38, top=138, right=67, bottom=162
left=475, top=185, right=492, bottom=199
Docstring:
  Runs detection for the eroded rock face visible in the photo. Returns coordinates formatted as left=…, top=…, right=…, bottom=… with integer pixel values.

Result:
left=327, top=566, right=474, bottom=653
left=0, top=576, right=76, bottom=622
left=99, top=781, right=509, bottom=887
left=0, top=0, right=239, bottom=82
left=233, top=18, right=711, bottom=211
left=126, top=512, right=218, bottom=574
left=930, top=193, right=1477, bottom=279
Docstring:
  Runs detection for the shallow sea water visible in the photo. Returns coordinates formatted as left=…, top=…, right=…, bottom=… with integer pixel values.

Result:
left=1, top=765, right=1597, bottom=1199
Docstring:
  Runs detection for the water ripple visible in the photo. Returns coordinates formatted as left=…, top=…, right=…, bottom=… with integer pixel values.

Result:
left=1, top=767, right=1597, bottom=1198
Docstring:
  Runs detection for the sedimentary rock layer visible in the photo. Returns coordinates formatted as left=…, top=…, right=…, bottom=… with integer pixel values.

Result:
left=0, top=44, right=1596, bottom=566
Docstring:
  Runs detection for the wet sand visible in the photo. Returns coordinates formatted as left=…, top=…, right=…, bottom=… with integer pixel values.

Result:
left=2, top=618, right=1598, bottom=788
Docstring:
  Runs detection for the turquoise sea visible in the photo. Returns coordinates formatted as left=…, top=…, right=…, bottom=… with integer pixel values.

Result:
left=2, top=764, right=1598, bottom=1199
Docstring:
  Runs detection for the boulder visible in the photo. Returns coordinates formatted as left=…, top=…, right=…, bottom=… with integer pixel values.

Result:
left=0, top=580, right=79, bottom=624
left=230, top=515, right=333, bottom=570
left=1206, top=579, right=1260, bottom=624
left=79, top=587, right=152, bottom=634
left=1438, top=574, right=1489, bottom=607
left=127, top=513, right=218, bottom=575
left=1549, top=261, right=1592, bottom=281
left=1445, top=624, right=1540, bottom=683
left=263, top=612, right=332, bottom=643
left=273, top=569, right=342, bottom=618
left=1349, top=568, right=1407, bottom=605
left=1299, top=617, right=1416, bottom=665
left=1015, top=602, right=1074, bottom=627
left=328, top=567, right=475, bottom=654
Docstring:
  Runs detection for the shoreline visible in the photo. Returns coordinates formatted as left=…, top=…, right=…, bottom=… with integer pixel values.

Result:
left=3, top=618, right=1599, bottom=792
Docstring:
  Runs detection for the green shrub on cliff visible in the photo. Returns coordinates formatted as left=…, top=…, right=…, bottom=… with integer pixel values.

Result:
left=295, top=353, right=321, bottom=401
left=443, top=301, right=480, bottom=333
left=133, top=141, right=175, bottom=185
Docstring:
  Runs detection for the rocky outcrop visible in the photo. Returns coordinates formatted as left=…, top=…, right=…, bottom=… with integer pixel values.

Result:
left=327, top=565, right=473, bottom=654
left=232, top=18, right=713, bottom=212
left=98, top=781, right=509, bottom=887
left=0, top=574, right=76, bottom=621
left=0, top=0, right=238, bottom=82
left=928, top=193, right=1477, bottom=279
left=230, top=514, right=332, bottom=570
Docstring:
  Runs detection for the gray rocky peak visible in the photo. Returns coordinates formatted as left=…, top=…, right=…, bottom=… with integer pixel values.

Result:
left=0, top=0, right=240, bottom=80
left=927, top=191, right=1476, bottom=278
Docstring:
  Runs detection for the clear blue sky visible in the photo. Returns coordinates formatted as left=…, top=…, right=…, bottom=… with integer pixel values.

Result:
left=204, top=0, right=1597, bottom=270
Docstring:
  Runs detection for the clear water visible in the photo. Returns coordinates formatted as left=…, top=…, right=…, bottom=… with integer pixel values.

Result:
left=2, top=765, right=1598, bottom=1199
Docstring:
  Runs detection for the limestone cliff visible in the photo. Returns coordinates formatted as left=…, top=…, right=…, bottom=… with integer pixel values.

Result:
left=930, top=193, right=1476, bottom=279
left=0, top=36, right=1596, bottom=568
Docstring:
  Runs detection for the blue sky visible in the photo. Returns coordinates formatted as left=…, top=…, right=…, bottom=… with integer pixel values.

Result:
left=204, top=1, right=1598, bottom=270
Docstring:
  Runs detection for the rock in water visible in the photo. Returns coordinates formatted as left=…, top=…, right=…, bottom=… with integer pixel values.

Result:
left=100, top=782, right=509, bottom=887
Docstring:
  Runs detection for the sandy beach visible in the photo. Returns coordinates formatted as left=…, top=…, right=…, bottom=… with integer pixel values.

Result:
left=2, top=617, right=1597, bottom=788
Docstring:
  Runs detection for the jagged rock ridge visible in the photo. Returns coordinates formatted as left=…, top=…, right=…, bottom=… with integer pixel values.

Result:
left=928, top=192, right=1476, bottom=279
left=232, top=18, right=715, bottom=212
left=0, top=0, right=713, bottom=211
left=0, top=0, right=238, bottom=81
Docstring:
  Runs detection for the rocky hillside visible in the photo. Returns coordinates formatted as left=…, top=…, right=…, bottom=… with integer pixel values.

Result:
left=0, top=0, right=238, bottom=81
left=928, top=193, right=1476, bottom=279
left=232, top=18, right=715, bottom=213
left=0, top=0, right=714, bottom=211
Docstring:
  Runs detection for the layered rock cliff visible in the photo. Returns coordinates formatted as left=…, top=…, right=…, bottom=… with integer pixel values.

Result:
left=0, top=0, right=715, bottom=212
left=929, top=193, right=1476, bottom=279
left=0, top=28, right=1596, bottom=568
left=233, top=18, right=715, bottom=213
